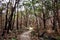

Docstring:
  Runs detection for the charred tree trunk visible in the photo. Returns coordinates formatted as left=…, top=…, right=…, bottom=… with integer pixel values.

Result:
left=20, top=11, right=22, bottom=29
left=42, top=1, right=46, bottom=29
left=37, top=1, right=46, bottom=40
left=56, top=0, right=60, bottom=29
left=7, top=0, right=20, bottom=33
left=17, top=12, right=19, bottom=30
left=2, top=2, right=9, bottom=36
left=4, top=2, right=9, bottom=30
left=12, top=13, right=16, bottom=30
left=52, top=0, right=58, bottom=31
left=25, top=9, right=28, bottom=27
left=16, top=3, right=19, bottom=30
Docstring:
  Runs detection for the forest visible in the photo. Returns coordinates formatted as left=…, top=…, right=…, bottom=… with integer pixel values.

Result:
left=0, top=0, right=60, bottom=40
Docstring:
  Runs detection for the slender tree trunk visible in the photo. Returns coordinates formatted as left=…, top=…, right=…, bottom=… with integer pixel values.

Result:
left=2, top=2, right=9, bottom=36
left=20, top=11, right=22, bottom=29
left=25, top=9, right=28, bottom=27
left=7, top=0, right=20, bottom=33
left=56, top=0, right=60, bottom=29
left=52, top=0, right=58, bottom=31
left=16, top=3, right=19, bottom=30
left=0, top=10, right=2, bottom=28
left=4, top=2, right=8, bottom=30
left=12, top=13, right=16, bottom=30
left=42, top=1, right=46, bottom=29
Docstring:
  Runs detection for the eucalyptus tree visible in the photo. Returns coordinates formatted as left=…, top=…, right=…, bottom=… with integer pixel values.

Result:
left=5, top=0, right=21, bottom=33
left=57, top=0, right=60, bottom=35
left=22, top=0, right=44, bottom=38
left=42, top=0, right=60, bottom=39
left=52, top=0, right=60, bottom=35
left=56, top=0, right=60, bottom=29
left=16, top=0, right=19, bottom=30
left=37, top=0, right=58, bottom=40
left=0, top=0, right=8, bottom=34
left=52, top=0, right=57, bottom=32
left=23, top=0, right=31, bottom=27
left=0, top=0, right=7, bottom=28
left=1, top=0, right=21, bottom=34
left=1, top=0, right=12, bottom=36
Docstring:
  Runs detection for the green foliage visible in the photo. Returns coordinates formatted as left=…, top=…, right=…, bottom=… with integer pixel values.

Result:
left=56, top=36, right=60, bottom=40
left=11, top=38, right=16, bottom=40
left=23, top=1, right=31, bottom=7
left=35, top=6, right=42, bottom=13
left=31, top=31, right=36, bottom=36
left=58, top=0, right=60, bottom=9
left=0, top=7, right=2, bottom=11
left=32, top=0, right=39, bottom=5
left=2, top=3, right=6, bottom=9
left=44, top=0, right=52, bottom=10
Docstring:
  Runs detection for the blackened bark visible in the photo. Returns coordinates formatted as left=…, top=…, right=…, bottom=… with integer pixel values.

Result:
left=43, top=13, right=46, bottom=29
left=2, top=2, right=9, bottom=36
left=4, top=3, right=8, bottom=30
left=16, top=2, right=19, bottom=30
left=12, top=14, right=15, bottom=30
left=56, top=0, right=60, bottom=28
left=20, top=11, right=22, bottom=29
left=52, top=0, right=58, bottom=31
left=25, top=9, right=28, bottom=27
left=7, top=0, right=20, bottom=33
left=41, top=1, right=46, bottom=29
